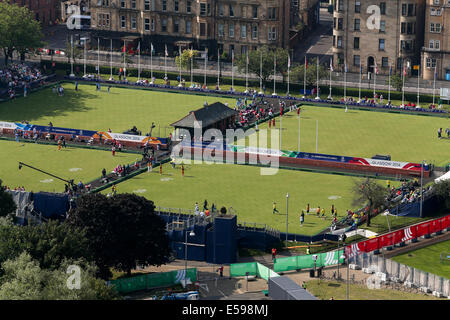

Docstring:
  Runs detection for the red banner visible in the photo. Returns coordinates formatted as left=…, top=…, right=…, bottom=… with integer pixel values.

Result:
left=416, top=222, right=430, bottom=237
left=392, top=229, right=405, bottom=245
left=441, top=216, right=450, bottom=230
left=364, top=237, right=380, bottom=252
left=379, top=233, right=394, bottom=248
left=430, top=219, right=441, bottom=234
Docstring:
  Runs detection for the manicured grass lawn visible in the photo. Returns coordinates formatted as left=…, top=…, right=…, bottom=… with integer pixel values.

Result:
left=243, top=105, right=450, bottom=166
left=304, top=279, right=440, bottom=300
left=0, top=139, right=138, bottom=193
left=100, top=162, right=397, bottom=235
left=0, top=83, right=236, bottom=135
left=391, top=240, right=450, bottom=279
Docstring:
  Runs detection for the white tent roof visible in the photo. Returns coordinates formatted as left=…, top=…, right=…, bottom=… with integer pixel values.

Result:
left=434, top=171, right=450, bottom=184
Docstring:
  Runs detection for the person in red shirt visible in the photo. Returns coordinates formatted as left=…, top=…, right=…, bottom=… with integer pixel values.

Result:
left=271, top=248, right=277, bottom=260
left=112, top=145, right=116, bottom=156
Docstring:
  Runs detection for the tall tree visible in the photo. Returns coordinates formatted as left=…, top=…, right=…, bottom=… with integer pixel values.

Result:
left=66, top=193, right=171, bottom=279
left=387, top=74, right=406, bottom=92
left=0, top=252, right=120, bottom=300
left=432, top=179, right=450, bottom=211
left=64, top=40, right=83, bottom=64
left=0, top=2, right=44, bottom=65
left=235, top=46, right=289, bottom=85
left=352, top=178, right=388, bottom=227
left=0, top=220, right=91, bottom=270
left=0, top=179, right=16, bottom=218
left=175, top=48, right=199, bottom=72
left=291, top=57, right=328, bottom=87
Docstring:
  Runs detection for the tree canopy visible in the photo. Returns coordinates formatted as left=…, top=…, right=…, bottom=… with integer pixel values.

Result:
left=0, top=2, right=44, bottom=65
left=291, top=57, right=329, bottom=87
left=352, top=178, right=388, bottom=227
left=66, top=193, right=171, bottom=279
left=175, top=49, right=199, bottom=72
left=235, top=46, right=290, bottom=84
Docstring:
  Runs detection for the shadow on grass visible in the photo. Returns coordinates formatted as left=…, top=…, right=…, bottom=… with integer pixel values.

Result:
left=0, top=86, right=97, bottom=123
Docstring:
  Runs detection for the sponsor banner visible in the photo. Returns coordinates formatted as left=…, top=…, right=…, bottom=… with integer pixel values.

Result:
left=392, top=229, right=405, bottom=245
left=401, top=226, right=416, bottom=242
left=96, top=131, right=167, bottom=145
left=416, top=222, right=430, bottom=237
left=429, top=219, right=441, bottom=234
left=344, top=242, right=364, bottom=258
left=349, top=157, right=423, bottom=171
left=379, top=233, right=394, bottom=248
left=0, top=122, right=18, bottom=130
left=15, top=123, right=34, bottom=131
left=33, top=125, right=97, bottom=137
left=297, top=152, right=353, bottom=163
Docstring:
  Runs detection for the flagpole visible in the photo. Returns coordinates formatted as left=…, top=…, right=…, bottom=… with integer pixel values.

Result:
left=316, top=119, right=318, bottom=153
left=315, top=57, right=319, bottom=99
left=231, top=50, right=234, bottom=91
left=328, top=58, right=332, bottom=99
left=298, top=113, right=301, bottom=152
left=402, top=63, right=405, bottom=107
left=287, top=54, right=290, bottom=96
left=165, top=44, right=167, bottom=80
left=303, top=56, right=307, bottom=98
left=83, top=39, right=86, bottom=76
left=138, top=41, right=141, bottom=81
left=259, top=50, right=263, bottom=94
left=150, top=43, right=153, bottom=83
left=417, top=65, right=420, bottom=107
left=204, top=48, right=207, bottom=88
left=178, top=46, right=182, bottom=87
left=190, top=47, right=193, bottom=87
left=358, top=64, right=361, bottom=102
left=245, top=50, right=248, bottom=93
left=433, top=66, right=436, bottom=106
left=123, top=40, right=126, bottom=80
left=70, top=35, right=74, bottom=77
left=217, top=48, right=220, bottom=90
left=97, top=37, right=100, bottom=77
left=373, top=64, right=377, bottom=99
left=344, top=61, right=347, bottom=102
left=388, top=65, right=391, bottom=104
left=272, top=53, right=276, bottom=96
left=110, top=38, right=113, bottom=80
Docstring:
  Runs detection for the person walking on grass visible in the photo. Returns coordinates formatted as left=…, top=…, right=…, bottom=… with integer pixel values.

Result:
left=181, top=164, right=184, bottom=177
left=58, top=139, right=62, bottom=151
left=112, top=145, right=116, bottom=156
left=321, top=207, right=326, bottom=219
left=159, top=164, right=163, bottom=175
left=300, top=210, right=305, bottom=226
left=273, top=202, right=279, bottom=214
left=306, top=203, right=310, bottom=214
left=316, top=206, right=320, bottom=217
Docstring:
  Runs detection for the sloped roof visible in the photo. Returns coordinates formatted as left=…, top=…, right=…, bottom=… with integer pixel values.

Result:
left=170, top=102, right=237, bottom=128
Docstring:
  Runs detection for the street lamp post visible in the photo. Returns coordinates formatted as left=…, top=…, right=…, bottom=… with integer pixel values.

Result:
left=337, top=235, right=342, bottom=280
left=345, top=255, right=349, bottom=300
left=286, top=193, right=289, bottom=243
left=184, top=229, right=196, bottom=285
left=420, top=160, right=425, bottom=217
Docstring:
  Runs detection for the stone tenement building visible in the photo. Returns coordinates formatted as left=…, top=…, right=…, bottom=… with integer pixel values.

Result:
left=332, top=0, right=426, bottom=76
left=5, top=0, right=61, bottom=25
left=421, top=0, right=450, bottom=81
left=88, top=0, right=295, bottom=57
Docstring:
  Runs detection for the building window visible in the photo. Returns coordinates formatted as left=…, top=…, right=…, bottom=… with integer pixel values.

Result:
left=162, top=18, right=167, bottom=32
left=380, top=2, right=386, bottom=15
left=355, top=1, right=360, bottom=13
left=174, top=20, right=179, bottom=33
left=97, top=13, right=110, bottom=27
left=426, top=58, right=437, bottom=68
left=433, top=0, right=439, bottom=5
left=338, top=0, right=343, bottom=11
left=333, top=35, right=336, bottom=47
left=252, top=25, right=258, bottom=39
left=380, top=20, right=385, bottom=32
left=186, top=20, right=191, bottom=33
left=436, top=23, right=441, bottom=32
left=200, top=22, right=206, bottom=36
left=229, top=23, right=234, bottom=37
left=407, top=4, right=415, bottom=16
left=200, top=3, right=206, bottom=16
left=382, top=57, right=388, bottom=67
left=268, top=7, right=277, bottom=20
left=144, top=0, right=150, bottom=11
left=229, top=5, right=234, bottom=17
left=144, top=18, right=150, bottom=31
left=186, top=1, right=191, bottom=13
left=207, top=3, right=211, bottom=15
left=429, top=40, right=434, bottom=49
left=354, top=55, right=360, bottom=66
left=402, top=3, right=407, bottom=16
left=174, top=0, right=179, bottom=12
left=241, top=24, right=247, bottom=38
left=151, top=19, right=155, bottom=31
left=131, top=0, right=136, bottom=9
left=252, top=6, right=258, bottom=18
left=162, top=0, right=167, bottom=11
left=120, top=15, right=126, bottom=28
left=218, top=23, right=224, bottom=36
left=131, top=16, right=136, bottom=29
left=337, top=36, right=342, bottom=48
left=354, top=19, right=360, bottom=31
left=354, top=37, right=360, bottom=49
left=337, top=18, right=343, bottom=30
left=219, top=4, right=224, bottom=16
left=401, top=22, right=406, bottom=34
left=430, top=8, right=436, bottom=15
left=120, top=0, right=125, bottom=8
left=379, top=39, right=385, bottom=50
left=268, top=26, right=277, bottom=40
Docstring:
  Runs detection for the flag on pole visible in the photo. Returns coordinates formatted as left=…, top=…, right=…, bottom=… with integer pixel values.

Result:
left=345, top=62, right=348, bottom=73
left=330, top=58, right=333, bottom=72
left=123, top=43, right=126, bottom=53
left=137, top=42, right=140, bottom=53
left=288, top=55, right=291, bottom=69
left=165, top=45, right=168, bottom=57
left=389, top=65, right=392, bottom=76
left=375, top=62, right=379, bottom=75
left=305, top=56, right=307, bottom=70
left=246, top=51, right=249, bottom=65
left=403, top=64, right=407, bottom=77
left=434, top=68, right=437, bottom=80
left=151, top=43, right=154, bottom=53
